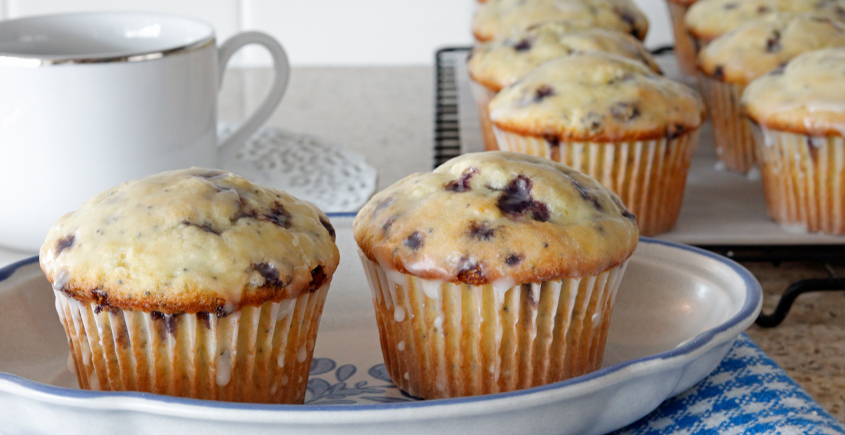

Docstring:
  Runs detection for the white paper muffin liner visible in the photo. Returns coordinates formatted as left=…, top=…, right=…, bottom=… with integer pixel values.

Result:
left=667, top=1, right=697, bottom=75
left=470, top=79, right=501, bottom=152
left=54, top=285, right=330, bottom=404
left=753, top=126, right=845, bottom=234
left=493, top=126, right=699, bottom=236
left=696, top=75, right=756, bottom=173
left=359, top=252, right=628, bottom=399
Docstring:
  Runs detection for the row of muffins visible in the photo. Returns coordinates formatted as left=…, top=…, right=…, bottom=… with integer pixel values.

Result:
left=468, top=0, right=707, bottom=236
left=41, top=152, right=639, bottom=402
left=471, top=0, right=845, bottom=235
left=670, top=0, right=845, bottom=75
left=665, top=0, right=845, bottom=233
left=469, top=0, right=653, bottom=152
left=695, top=9, right=845, bottom=174
left=665, top=0, right=845, bottom=161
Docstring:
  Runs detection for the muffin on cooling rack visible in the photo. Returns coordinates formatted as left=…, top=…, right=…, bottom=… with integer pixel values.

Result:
left=354, top=151, right=638, bottom=399
left=697, top=13, right=845, bottom=173
left=40, top=168, right=340, bottom=404
left=489, top=52, right=705, bottom=236
left=742, top=48, right=845, bottom=234
left=472, top=0, right=649, bottom=43
left=467, top=23, right=661, bottom=151
left=683, top=0, right=836, bottom=52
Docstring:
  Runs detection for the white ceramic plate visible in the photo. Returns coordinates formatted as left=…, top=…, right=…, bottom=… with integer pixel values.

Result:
left=0, top=215, right=761, bottom=435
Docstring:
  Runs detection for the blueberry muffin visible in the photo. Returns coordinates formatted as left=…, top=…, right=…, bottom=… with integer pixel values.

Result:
left=683, top=0, right=844, bottom=50
left=472, top=0, right=649, bottom=43
left=40, top=168, right=340, bottom=404
left=697, top=13, right=845, bottom=173
left=354, top=151, right=638, bottom=399
left=489, top=52, right=705, bottom=236
left=468, top=24, right=661, bottom=151
left=742, top=48, right=845, bottom=233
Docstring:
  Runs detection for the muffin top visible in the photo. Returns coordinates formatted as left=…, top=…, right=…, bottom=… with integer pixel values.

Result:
left=698, top=13, right=845, bottom=84
left=472, top=0, right=649, bottom=42
left=684, top=0, right=844, bottom=42
left=40, top=168, right=340, bottom=314
left=353, top=152, right=639, bottom=286
left=489, top=52, right=706, bottom=142
left=468, top=24, right=661, bottom=92
left=742, top=48, right=845, bottom=136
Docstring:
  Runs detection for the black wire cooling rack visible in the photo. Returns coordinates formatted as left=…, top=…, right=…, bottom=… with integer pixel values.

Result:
left=434, top=47, right=468, bottom=168
left=433, top=46, right=845, bottom=328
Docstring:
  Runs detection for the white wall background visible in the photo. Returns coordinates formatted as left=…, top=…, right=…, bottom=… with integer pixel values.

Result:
left=0, top=0, right=672, bottom=66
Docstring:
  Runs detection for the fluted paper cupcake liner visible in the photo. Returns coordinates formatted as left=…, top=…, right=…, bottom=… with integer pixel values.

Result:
left=359, top=252, right=628, bottom=399
left=753, top=127, right=845, bottom=234
left=470, top=79, right=501, bottom=152
left=493, top=126, right=699, bottom=236
left=667, top=2, right=697, bottom=75
left=696, top=75, right=756, bottom=173
left=54, top=285, right=329, bottom=404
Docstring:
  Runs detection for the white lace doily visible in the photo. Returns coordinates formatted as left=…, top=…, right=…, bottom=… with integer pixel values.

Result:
left=218, top=123, right=377, bottom=213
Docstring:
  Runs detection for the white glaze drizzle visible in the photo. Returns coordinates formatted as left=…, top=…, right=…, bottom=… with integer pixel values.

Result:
left=420, top=278, right=445, bottom=300
left=384, top=269, right=409, bottom=322
left=216, top=351, right=233, bottom=387
left=214, top=310, right=240, bottom=387
left=88, top=372, right=100, bottom=390
left=276, top=299, right=295, bottom=321
left=66, top=352, right=76, bottom=375
left=393, top=306, right=406, bottom=323
left=66, top=298, right=91, bottom=366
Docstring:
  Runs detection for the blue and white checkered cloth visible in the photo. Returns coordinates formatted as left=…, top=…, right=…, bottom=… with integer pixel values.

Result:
left=612, top=333, right=845, bottom=435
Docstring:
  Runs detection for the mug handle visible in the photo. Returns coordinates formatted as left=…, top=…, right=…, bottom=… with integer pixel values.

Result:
left=216, top=31, right=290, bottom=152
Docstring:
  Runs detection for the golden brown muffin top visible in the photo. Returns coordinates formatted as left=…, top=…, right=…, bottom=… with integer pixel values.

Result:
left=742, top=47, right=845, bottom=136
left=684, top=0, right=844, bottom=42
left=472, top=0, right=649, bottom=42
left=40, top=168, right=340, bottom=314
left=698, top=13, right=845, bottom=84
left=353, top=152, right=639, bottom=286
left=489, top=53, right=705, bottom=142
left=468, top=24, right=661, bottom=92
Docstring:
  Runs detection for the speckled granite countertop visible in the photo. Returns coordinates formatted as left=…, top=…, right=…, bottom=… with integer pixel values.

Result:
left=744, top=261, right=845, bottom=422
left=218, top=66, right=845, bottom=423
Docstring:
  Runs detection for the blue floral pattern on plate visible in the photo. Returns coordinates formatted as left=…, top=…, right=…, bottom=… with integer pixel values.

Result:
left=305, top=359, right=418, bottom=405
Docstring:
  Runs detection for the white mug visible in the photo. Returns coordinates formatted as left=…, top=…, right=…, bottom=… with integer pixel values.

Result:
left=0, top=12, right=289, bottom=252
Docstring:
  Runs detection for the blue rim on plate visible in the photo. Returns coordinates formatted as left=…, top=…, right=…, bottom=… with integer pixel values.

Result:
left=0, top=235, right=762, bottom=413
